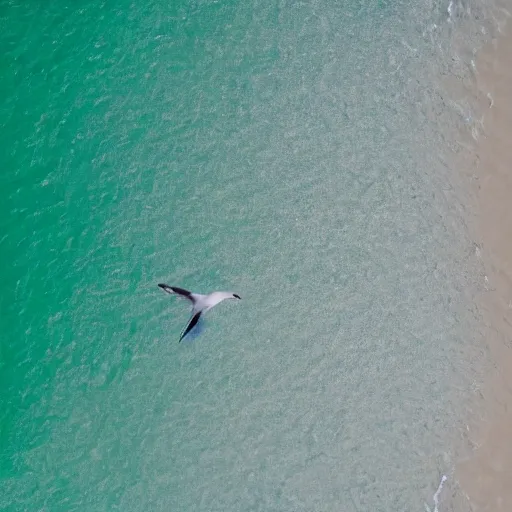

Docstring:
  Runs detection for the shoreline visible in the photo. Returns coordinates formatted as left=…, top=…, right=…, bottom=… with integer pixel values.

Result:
left=449, top=13, right=512, bottom=512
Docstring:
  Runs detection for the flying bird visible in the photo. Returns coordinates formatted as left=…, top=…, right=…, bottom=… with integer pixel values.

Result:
left=158, top=284, right=241, bottom=342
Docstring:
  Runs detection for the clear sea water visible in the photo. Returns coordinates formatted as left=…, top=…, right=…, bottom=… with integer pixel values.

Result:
left=0, top=0, right=504, bottom=510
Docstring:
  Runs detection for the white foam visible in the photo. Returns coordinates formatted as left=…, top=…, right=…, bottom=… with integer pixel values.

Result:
left=425, top=475, right=448, bottom=512
left=447, top=1, right=454, bottom=21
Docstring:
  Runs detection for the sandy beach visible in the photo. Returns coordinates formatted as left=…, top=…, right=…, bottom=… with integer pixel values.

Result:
left=451, top=12, right=512, bottom=512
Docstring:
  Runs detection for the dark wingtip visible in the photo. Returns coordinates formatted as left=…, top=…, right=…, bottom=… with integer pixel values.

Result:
left=233, top=294, right=241, bottom=299
left=158, top=283, right=172, bottom=294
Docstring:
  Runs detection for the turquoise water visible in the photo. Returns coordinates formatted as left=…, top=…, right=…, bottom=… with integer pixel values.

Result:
left=0, top=0, right=500, bottom=510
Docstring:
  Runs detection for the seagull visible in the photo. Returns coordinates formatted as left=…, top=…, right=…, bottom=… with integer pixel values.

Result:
left=158, top=284, right=241, bottom=342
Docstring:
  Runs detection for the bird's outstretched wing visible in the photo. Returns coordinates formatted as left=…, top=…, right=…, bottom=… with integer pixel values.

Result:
left=180, top=311, right=202, bottom=342
left=158, top=283, right=196, bottom=304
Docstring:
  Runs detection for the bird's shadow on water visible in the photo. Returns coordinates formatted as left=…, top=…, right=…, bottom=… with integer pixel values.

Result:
left=181, top=318, right=206, bottom=343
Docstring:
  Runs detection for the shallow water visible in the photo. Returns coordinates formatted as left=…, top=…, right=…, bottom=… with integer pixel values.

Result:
left=0, top=0, right=501, bottom=510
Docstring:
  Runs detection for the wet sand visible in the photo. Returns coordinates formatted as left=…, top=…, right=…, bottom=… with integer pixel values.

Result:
left=452, top=14, right=512, bottom=512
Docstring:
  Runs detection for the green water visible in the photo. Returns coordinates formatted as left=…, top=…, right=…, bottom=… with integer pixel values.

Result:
left=0, top=0, right=496, bottom=510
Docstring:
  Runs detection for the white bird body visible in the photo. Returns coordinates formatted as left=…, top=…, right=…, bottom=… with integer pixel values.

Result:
left=158, top=284, right=241, bottom=341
